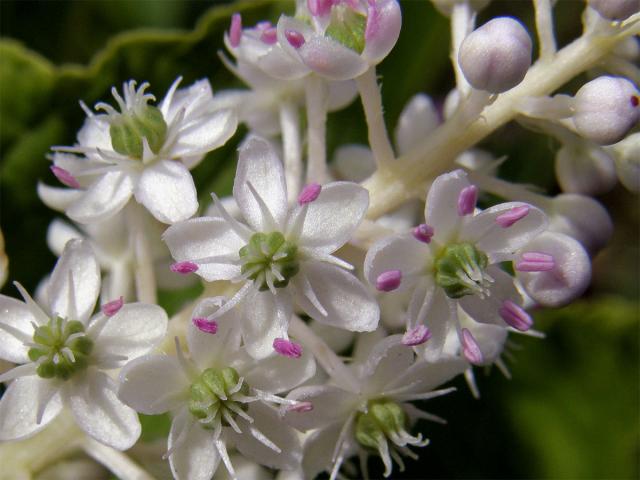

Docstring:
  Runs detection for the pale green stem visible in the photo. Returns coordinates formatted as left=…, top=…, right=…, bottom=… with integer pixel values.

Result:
left=280, top=100, right=303, bottom=202
left=83, top=437, right=156, bottom=480
left=450, top=1, right=474, bottom=95
left=467, top=171, right=553, bottom=210
left=305, top=76, right=328, bottom=184
left=534, top=0, right=557, bottom=61
left=127, top=203, right=157, bottom=304
left=355, top=67, right=396, bottom=166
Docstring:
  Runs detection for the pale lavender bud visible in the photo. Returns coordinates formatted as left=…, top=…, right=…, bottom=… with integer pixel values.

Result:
left=588, top=0, right=639, bottom=20
left=458, top=17, right=532, bottom=93
left=555, top=142, right=617, bottom=195
left=573, top=76, right=640, bottom=145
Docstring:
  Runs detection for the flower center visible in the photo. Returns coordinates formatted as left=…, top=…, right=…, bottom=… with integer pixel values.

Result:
left=188, top=367, right=250, bottom=430
left=238, top=232, right=300, bottom=292
left=355, top=400, right=408, bottom=450
left=28, top=317, right=93, bottom=380
left=325, top=4, right=367, bottom=54
left=434, top=242, right=493, bottom=299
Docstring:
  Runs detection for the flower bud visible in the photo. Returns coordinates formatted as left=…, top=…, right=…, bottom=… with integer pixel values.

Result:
left=395, top=93, right=440, bottom=154
left=572, top=76, right=640, bottom=145
left=609, top=132, right=640, bottom=192
left=588, top=0, right=639, bottom=21
left=555, top=142, right=617, bottom=195
left=458, top=17, right=532, bottom=93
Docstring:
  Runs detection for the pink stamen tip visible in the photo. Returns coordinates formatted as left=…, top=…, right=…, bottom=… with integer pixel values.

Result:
left=499, top=300, right=533, bottom=332
left=101, top=296, right=123, bottom=317
left=496, top=205, right=530, bottom=228
left=457, top=185, right=478, bottom=216
left=273, top=338, right=303, bottom=358
left=229, top=13, right=242, bottom=47
left=308, top=0, right=334, bottom=16
left=260, top=27, right=278, bottom=45
left=193, top=317, right=219, bottom=334
left=461, top=328, right=484, bottom=365
left=50, top=165, right=80, bottom=189
left=170, top=261, right=199, bottom=274
left=375, top=269, right=402, bottom=292
left=298, top=183, right=322, bottom=205
left=285, top=29, right=305, bottom=49
left=515, top=251, right=555, bottom=272
left=288, top=401, right=314, bottom=413
left=412, top=223, right=435, bottom=243
left=365, top=0, right=380, bottom=41
left=402, top=325, right=431, bottom=346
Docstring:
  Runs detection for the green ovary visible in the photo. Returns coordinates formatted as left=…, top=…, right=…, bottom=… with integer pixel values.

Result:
left=110, top=105, right=167, bottom=159
left=355, top=400, right=408, bottom=450
left=28, top=317, right=93, bottom=380
left=434, top=242, right=491, bottom=299
left=239, top=232, right=299, bottom=291
left=325, top=5, right=367, bottom=54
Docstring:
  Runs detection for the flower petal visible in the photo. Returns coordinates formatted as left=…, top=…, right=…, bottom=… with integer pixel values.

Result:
left=385, top=357, right=466, bottom=394
left=242, top=289, right=291, bottom=360
left=118, top=354, right=189, bottom=415
left=362, top=0, right=402, bottom=65
left=298, top=35, right=368, bottom=81
left=295, top=262, right=379, bottom=332
left=360, top=335, right=415, bottom=395
left=66, top=171, right=134, bottom=224
left=67, top=371, right=141, bottom=450
left=420, top=289, right=456, bottom=362
left=285, top=385, right=357, bottom=432
left=169, top=408, right=219, bottom=480
left=241, top=344, right=316, bottom=394
left=48, top=239, right=100, bottom=323
left=293, top=181, right=369, bottom=254
left=302, top=422, right=347, bottom=480
left=135, top=160, right=198, bottom=224
left=170, top=109, right=237, bottom=160
left=0, top=295, right=37, bottom=363
left=233, top=136, right=288, bottom=231
left=0, top=376, right=62, bottom=441
left=424, top=169, right=471, bottom=242
left=37, top=183, right=83, bottom=213
left=46, top=219, right=82, bottom=257
left=395, top=94, right=440, bottom=155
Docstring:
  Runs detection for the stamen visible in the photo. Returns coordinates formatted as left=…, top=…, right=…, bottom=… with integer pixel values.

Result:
left=375, top=270, right=402, bottom=292
left=496, top=205, right=530, bottom=228
left=499, top=300, right=533, bottom=332
left=308, top=0, right=334, bottom=17
left=170, top=261, right=199, bottom=274
left=412, top=223, right=434, bottom=243
left=229, top=13, right=242, bottom=48
left=457, top=185, right=478, bottom=216
left=285, top=29, right=305, bottom=49
left=298, top=183, right=322, bottom=205
left=461, top=328, right=484, bottom=365
left=50, top=166, right=81, bottom=189
left=515, top=251, right=555, bottom=272
left=101, top=296, right=123, bottom=317
left=192, top=317, right=218, bottom=334
left=260, top=27, right=278, bottom=44
left=402, top=325, right=431, bottom=346
left=273, top=338, right=303, bottom=358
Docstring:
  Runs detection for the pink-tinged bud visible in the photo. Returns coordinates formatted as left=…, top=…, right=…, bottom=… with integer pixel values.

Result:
left=308, top=0, right=335, bottom=16
left=229, top=13, right=242, bottom=48
left=273, top=338, right=303, bottom=358
left=499, top=300, right=533, bottom=331
left=193, top=317, right=218, bottom=334
left=458, top=17, right=532, bottom=93
left=260, top=27, right=278, bottom=45
left=365, top=0, right=381, bottom=41
left=496, top=205, right=530, bottom=228
left=285, top=29, right=305, bottom=49
left=457, top=185, right=478, bottom=216
left=461, top=328, right=484, bottom=364
left=515, top=252, right=555, bottom=272
left=298, top=183, right=322, bottom=205
left=588, top=0, right=639, bottom=20
left=375, top=269, right=402, bottom=292
left=170, top=261, right=199, bottom=274
left=101, top=296, right=124, bottom=317
left=413, top=223, right=435, bottom=243
left=573, top=76, right=640, bottom=145
left=50, top=166, right=81, bottom=189
left=288, top=401, right=314, bottom=413
left=402, top=325, right=431, bottom=346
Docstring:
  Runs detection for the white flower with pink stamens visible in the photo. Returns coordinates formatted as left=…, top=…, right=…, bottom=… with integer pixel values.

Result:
left=40, top=78, right=237, bottom=225
left=0, top=239, right=167, bottom=449
left=118, top=300, right=314, bottom=480
left=163, top=136, right=379, bottom=359
left=365, top=169, right=549, bottom=363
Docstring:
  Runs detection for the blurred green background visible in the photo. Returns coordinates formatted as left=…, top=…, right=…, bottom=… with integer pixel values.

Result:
left=0, top=0, right=638, bottom=478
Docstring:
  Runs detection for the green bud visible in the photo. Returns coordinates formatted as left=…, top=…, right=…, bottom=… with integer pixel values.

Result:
left=434, top=242, right=490, bottom=298
left=325, top=5, right=367, bottom=54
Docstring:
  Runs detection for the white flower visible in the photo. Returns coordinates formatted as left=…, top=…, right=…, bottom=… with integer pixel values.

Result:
left=40, top=78, right=237, bottom=225
left=365, top=170, right=548, bottom=363
left=284, top=334, right=464, bottom=478
left=0, top=239, right=168, bottom=449
left=118, top=299, right=315, bottom=480
left=164, top=136, right=379, bottom=359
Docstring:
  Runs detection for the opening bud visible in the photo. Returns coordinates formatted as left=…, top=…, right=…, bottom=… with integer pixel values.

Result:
left=588, top=0, right=639, bottom=21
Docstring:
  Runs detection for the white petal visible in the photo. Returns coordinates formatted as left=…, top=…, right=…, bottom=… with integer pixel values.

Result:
left=46, top=219, right=82, bottom=257
left=48, top=239, right=100, bottom=323
left=395, top=94, right=440, bottom=155
left=163, top=216, right=244, bottom=282
left=256, top=45, right=310, bottom=81
left=462, top=203, right=548, bottom=256
left=0, top=295, right=37, bottom=363
left=327, top=80, right=358, bottom=112
left=242, top=344, right=316, bottom=394
left=242, top=289, right=291, bottom=360
left=67, top=371, right=141, bottom=450
left=302, top=422, right=345, bottom=479
left=285, top=385, right=356, bottom=432
left=364, top=234, right=431, bottom=292
left=90, top=303, right=168, bottom=367
left=77, top=115, right=112, bottom=151
left=294, top=182, right=369, bottom=253
left=170, top=109, right=237, bottom=159
left=231, top=402, right=302, bottom=470
left=135, top=160, right=198, bottom=224
left=385, top=357, right=466, bottom=394
left=234, top=137, right=288, bottom=232
left=332, top=144, right=375, bottom=182
left=361, top=0, right=403, bottom=65
left=169, top=408, right=219, bottom=480
left=360, top=335, right=415, bottom=395
left=421, top=290, right=456, bottom=362
left=459, top=267, right=521, bottom=326
left=118, top=354, right=189, bottom=414
left=0, top=376, right=62, bottom=441
left=160, top=78, right=210, bottom=125
left=298, top=35, right=369, bottom=81
left=295, top=262, right=379, bottom=332
left=67, top=171, right=134, bottom=224
left=37, top=183, right=83, bottom=213
left=424, top=169, right=471, bottom=242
